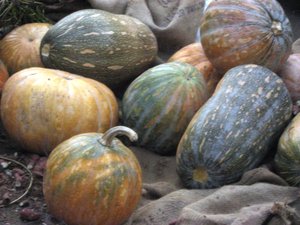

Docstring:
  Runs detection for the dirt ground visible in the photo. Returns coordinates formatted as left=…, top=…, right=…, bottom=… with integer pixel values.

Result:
left=1, top=1, right=300, bottom=225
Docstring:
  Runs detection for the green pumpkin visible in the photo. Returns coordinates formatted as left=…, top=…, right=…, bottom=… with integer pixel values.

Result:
left=275, top=113, right=300, bottom=186
left=122, top=62, right=209, bottom=155
left=176, top=64, right=292, bottom=189
left=43, top=126, right=142, bottom=225
left=40, top=9, right=158, bottom=88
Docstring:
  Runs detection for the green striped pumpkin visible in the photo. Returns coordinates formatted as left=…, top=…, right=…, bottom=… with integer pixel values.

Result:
left=275, top=113, right=300, bottom=186
left=176, top=64, right=292, bottom=189
left=43, top=126, right=142, bottom=225
left=122, top=62, right=209, bottom=155
left=40, top=9, right=158, bottom=88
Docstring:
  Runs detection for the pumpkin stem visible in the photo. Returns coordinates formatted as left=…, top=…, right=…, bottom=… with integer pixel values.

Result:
left=193, top=166, right=208, bottom=183
left=100, top=126, right=138, bottom=146
left=271, top=21, right=283, bottom=36
left=41, top=43, right=50, bottom=58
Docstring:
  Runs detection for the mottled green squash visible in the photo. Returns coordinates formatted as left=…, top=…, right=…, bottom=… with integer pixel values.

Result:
left=43, top=126, right=142, bottom=225
left=122, top=62, right=209, bottom=155
left=176, top=64, right=292, bottom=189
left=40, top=9, right=158, bottom=88
left=275, top=113, right=300, bottom=186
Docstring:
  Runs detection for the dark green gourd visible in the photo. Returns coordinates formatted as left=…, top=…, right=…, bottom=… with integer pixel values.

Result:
left=40, top=9, right=158, bottom=88
left=122, top=62, right=209, bottom=155
left=176, top=64, right=292, bottom=189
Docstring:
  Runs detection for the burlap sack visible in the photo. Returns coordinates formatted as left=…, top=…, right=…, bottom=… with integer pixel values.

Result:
left=293, top=38, right=300, bottom=54
left=127, top=147, right=300, bottom=225
left=88, top=0, right=205, bottom=56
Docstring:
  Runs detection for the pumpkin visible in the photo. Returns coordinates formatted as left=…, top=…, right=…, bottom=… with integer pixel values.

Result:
left=122, top=62, right=208, bottom=155
left=43, top=126, right=142, bottom=225
left=200, top=0, right=293, bottom=74
left=1, top=67, right=118, bottom=155
left=168, top=42, right=222, bottom=95
left=0, top=23, right=52, bottom=74
left=0, top=60, right=9, bottom=93
left=278, top=54, right=300, bottom=105
left=176, top=64, right=292, bottom=189
left=274, top=114, right=300, bottom=187
left=40, top=9, right=158, bottom=88
left=274, top=113, right=300, bottom=186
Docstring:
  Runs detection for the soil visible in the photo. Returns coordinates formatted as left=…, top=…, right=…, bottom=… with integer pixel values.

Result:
left=1, top=1, right=300, bottom=225
left=0, top=122, right=66, bottom=225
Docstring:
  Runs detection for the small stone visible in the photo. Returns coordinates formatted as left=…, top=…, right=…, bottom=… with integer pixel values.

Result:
left=19, top=200, right=30, bottom=207
left=1, top=161, right=9, bottom=169
left=19, top=208, right=41, bottom=221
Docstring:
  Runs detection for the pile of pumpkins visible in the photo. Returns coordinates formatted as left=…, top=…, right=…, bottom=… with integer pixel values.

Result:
left=0, top=0, right=300, bottom=225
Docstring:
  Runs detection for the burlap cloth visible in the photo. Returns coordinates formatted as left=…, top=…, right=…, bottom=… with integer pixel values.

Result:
left=293, top=38, right=300, bottom=54
left=128, top=147, right=300, bottom=225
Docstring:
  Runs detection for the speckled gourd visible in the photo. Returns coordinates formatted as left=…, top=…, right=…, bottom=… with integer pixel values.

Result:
left=275, top=113, right=300, bottom=186
left=200, top=0, right=293, bottom=74
left=176, top=64, right=292, bottom=189
left=40, top=9, right=158, bottom=88
left=122, top=62, right=209, bottom=155
left=44, top=126, right=142, bottom=225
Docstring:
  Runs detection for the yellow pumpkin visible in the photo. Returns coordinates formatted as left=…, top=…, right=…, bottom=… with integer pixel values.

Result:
left=0, top=23, right=52, bottom=74
left=1, top=67, right=118, bottom=155
left=168, top=43, right=222, bottom=95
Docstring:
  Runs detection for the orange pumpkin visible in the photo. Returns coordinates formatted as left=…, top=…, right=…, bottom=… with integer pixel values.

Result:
left=44, top=126, right=142, bottom=225
left=278, top=54, right=300, bottom=105
left=168, top=43, right=222, bottom=95
left=1, top=67, right=118, bottom=155
left=0, top=23, right=52, bottom=74
left=0, top=60, right=9, bottom=93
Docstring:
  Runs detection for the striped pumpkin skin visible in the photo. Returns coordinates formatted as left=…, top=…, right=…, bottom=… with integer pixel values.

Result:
left=176, top=64, right=292, bottom=189
left=200, top=0, right=293, bottom=74
left=40, top=9, right=158, bottom=88
left=168, top=43, right=223, bottom=96
left=0, top=67, right=118, bottom=155
left=0, top=60, right=9, bottom=93
left=43, top=130, right=142, bottom=225
left=0, top=23, right=52, bottom=74
left=122, top=62, right=208, bottom=155
left=275, top=113, right=300, bottom=186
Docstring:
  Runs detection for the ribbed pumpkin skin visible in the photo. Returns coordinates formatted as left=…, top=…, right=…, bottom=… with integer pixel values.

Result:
left=44, top=132, right=142, bottom=225
left=40, top=9, right=158, bottom=88
left=122, top=62, right=208, bottom=155
left=1, top=67, right=118, bottom=155
left=275, top=113, right=300, bottom=186
left=200, top=0, right=293, bottom=74
left=0, top=60, right=9, bottom=93
left=278, top=54, right=300, bottom=105
left=176, top=64, right=292, bottom=189
left=0, top=23, right=52, bottom=74
left=168, top=43, right=222, bottom=96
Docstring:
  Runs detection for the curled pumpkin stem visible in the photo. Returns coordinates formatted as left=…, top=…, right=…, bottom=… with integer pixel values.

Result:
left=0, top=155, right=34, bottom=208
left=100, top=126, right=138, bottom=146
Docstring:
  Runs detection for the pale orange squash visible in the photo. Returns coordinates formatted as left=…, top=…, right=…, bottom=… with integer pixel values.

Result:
left=0, top=23, right=52, bottom=74
left=0, top=60, right=9, bottom=93
left=1, top=67, right=118, bottom=155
